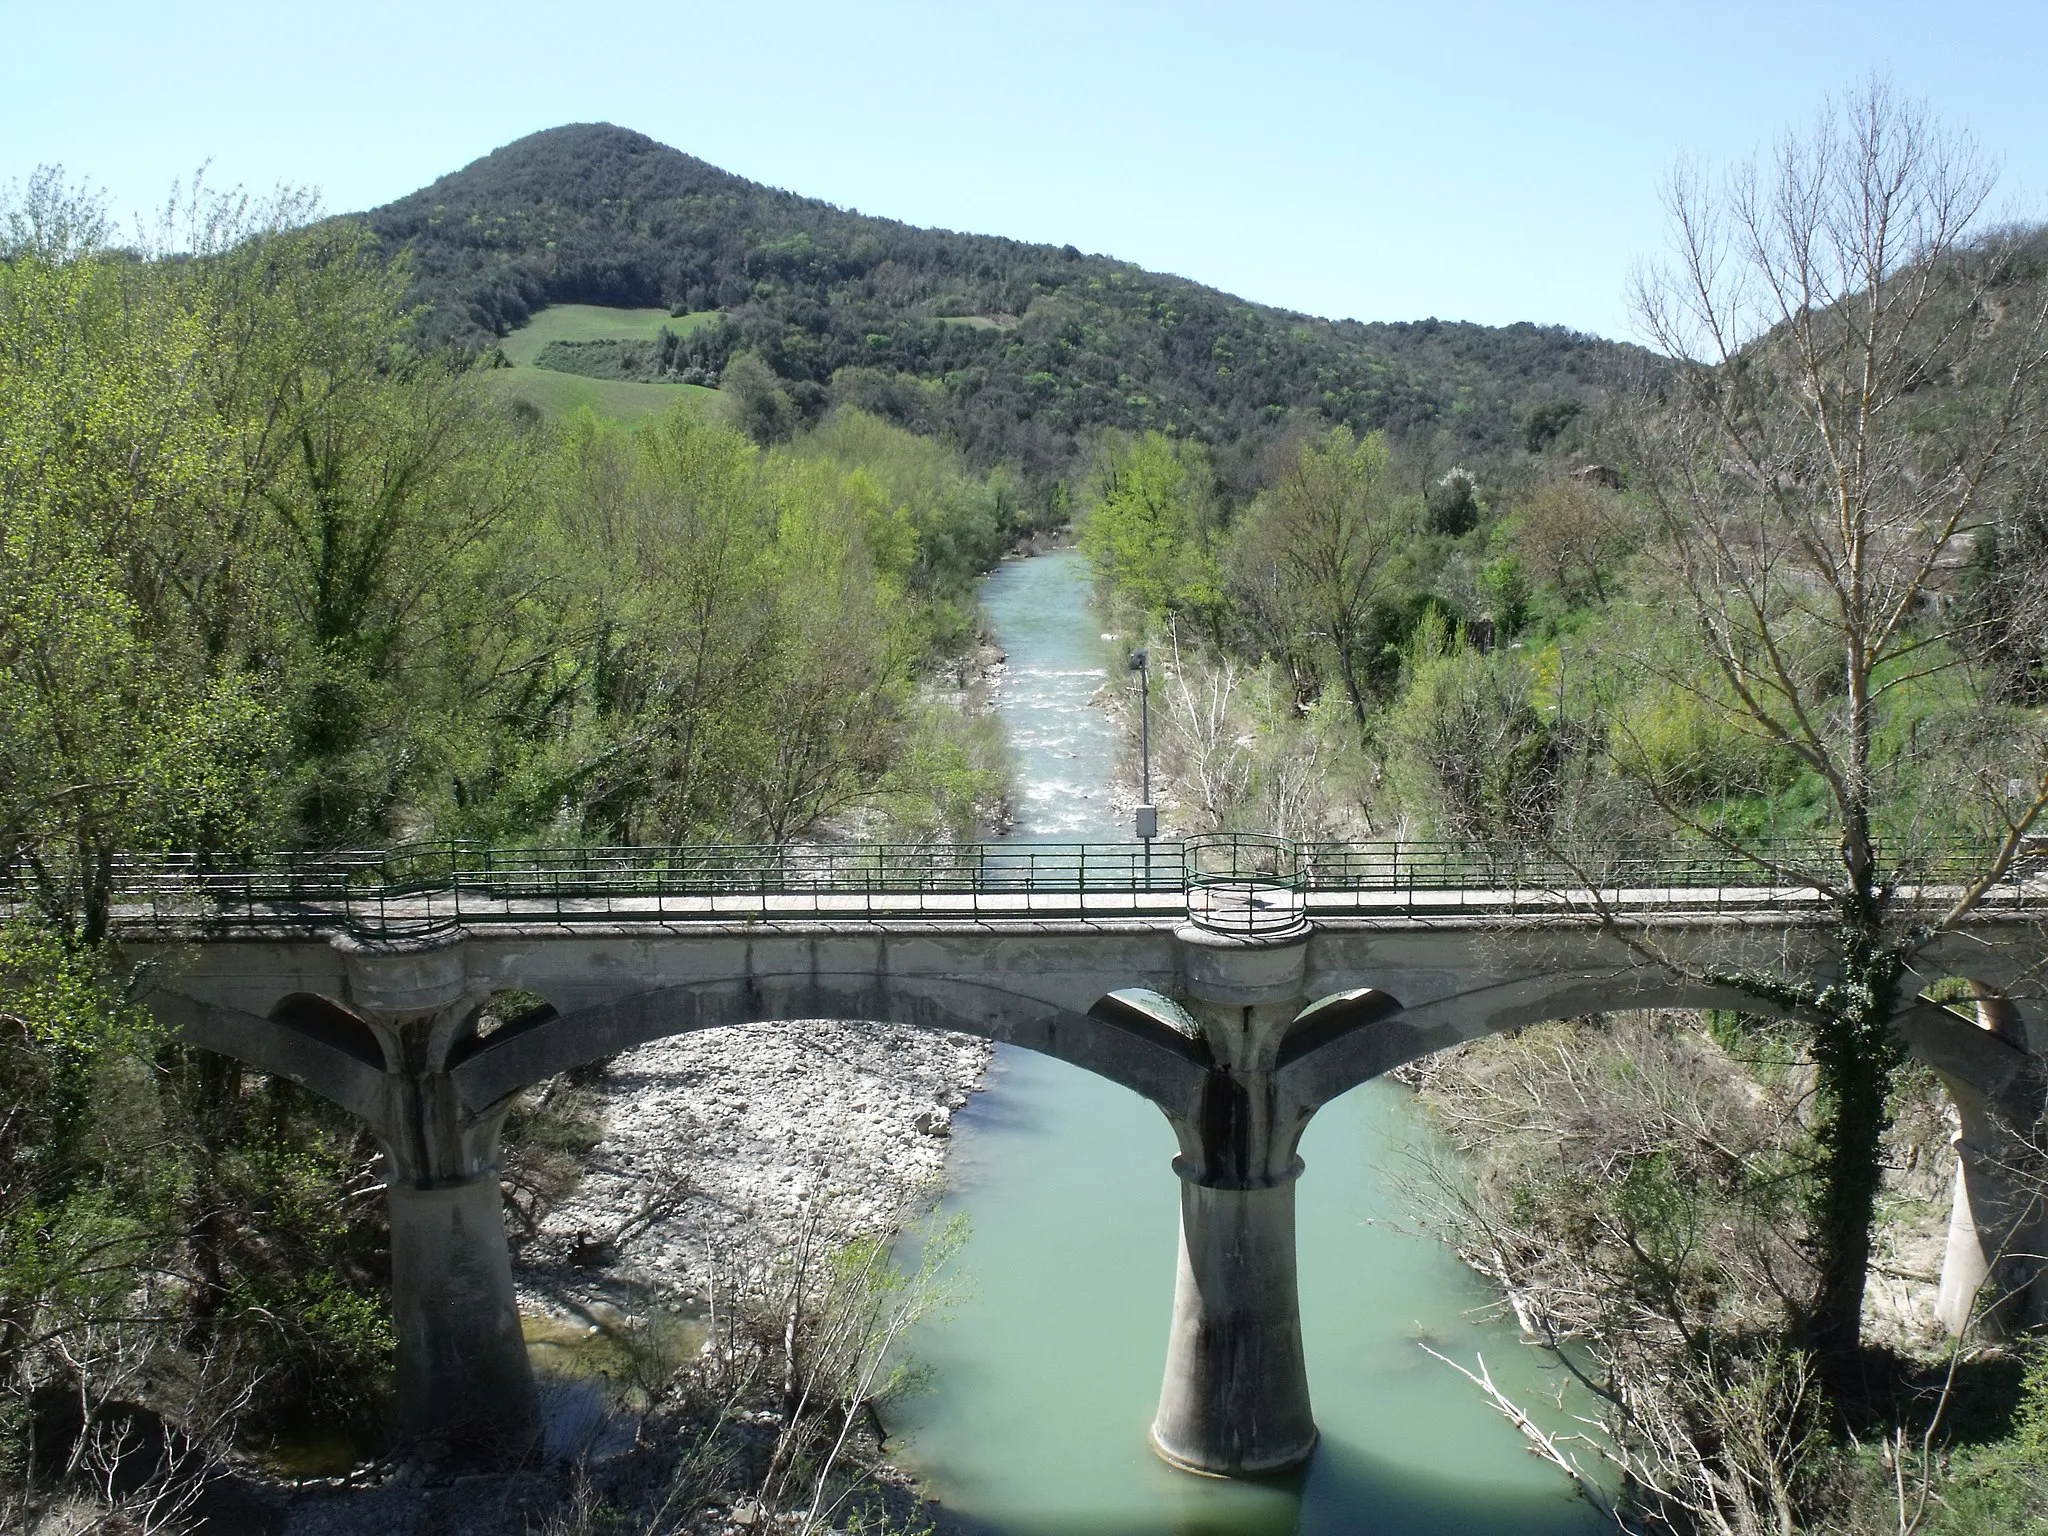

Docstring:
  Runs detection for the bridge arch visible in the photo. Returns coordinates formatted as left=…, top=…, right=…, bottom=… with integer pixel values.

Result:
left=149, top=991, right=389, bottom=1122
left=449, top=969, right=1211, bottom=1123
left=1271, top=967, right=2045, bottom=1337
left=1276, top=969, right=2036, bottom=1124
left=1275, top=971, right=1808, bottom=1114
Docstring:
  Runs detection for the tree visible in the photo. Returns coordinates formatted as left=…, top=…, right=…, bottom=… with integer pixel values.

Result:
left=1508, top=475, right=1635, bottom=605
left=1226, top=425, right=1404, bottom=723
left=1477, top=553, right=1531, bottom=637
left=0, top=178, right=282, bottom=936
left=1621, top=81, right=2048, bottom=1372
left=1079, top=432, right=1222, bottom=627
left=1423, top=465, right=1481, bottom=535
left=719, top=350, right=798, bottom=445
left=1390, top=640, right=1560, bottom=847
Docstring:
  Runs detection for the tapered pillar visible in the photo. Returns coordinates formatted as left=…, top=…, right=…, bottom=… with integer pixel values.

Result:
left=387, top=1170, right=537, bottom=1442
left=1935, top=1116, right=2045, bottom=1338
left=1150, top=921, right=1317, bottom=1477
left=1152, top=1160, right=1316, bottom=1475
left=1933, top=989, right=2047, bottom=1339
left=343, top=940, right=540, bottom=1449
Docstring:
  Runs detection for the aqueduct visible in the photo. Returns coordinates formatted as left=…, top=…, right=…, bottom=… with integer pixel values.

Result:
left=111, top=842, right=2048, bottom=1478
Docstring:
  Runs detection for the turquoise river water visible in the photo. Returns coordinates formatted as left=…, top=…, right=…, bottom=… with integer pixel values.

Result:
left=889, top=549, right=1604, bottom=1535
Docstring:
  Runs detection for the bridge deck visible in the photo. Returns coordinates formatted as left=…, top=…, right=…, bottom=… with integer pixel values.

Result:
left=18, top=834, right=2042, bottom=939
left=83, top=873, right=2045, bottom=939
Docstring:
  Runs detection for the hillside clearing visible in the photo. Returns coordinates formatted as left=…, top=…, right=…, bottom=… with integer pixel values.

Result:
left=495, top=303, right=719, bottom=367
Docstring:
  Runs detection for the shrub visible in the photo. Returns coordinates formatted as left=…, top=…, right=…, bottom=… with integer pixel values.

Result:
left=1388, top=645, right=1558, bottom=846
left=1478, top=554, right=1531, bottom=637
left=1615, top=684, right=1795, bottom=809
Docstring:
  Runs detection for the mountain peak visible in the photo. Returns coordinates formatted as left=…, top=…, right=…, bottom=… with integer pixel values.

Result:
left=363, top=126, right=1639, bottom=476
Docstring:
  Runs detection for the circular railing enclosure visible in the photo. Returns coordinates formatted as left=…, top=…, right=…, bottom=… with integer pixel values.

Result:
left=1182, top=834, right=1307, bottom=936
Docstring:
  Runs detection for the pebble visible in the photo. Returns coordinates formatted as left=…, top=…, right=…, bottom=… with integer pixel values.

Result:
left=517, top=1019, right=991, bottom=1311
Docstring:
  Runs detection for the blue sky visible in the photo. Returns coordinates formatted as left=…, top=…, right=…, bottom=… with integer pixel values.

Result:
left=15, top=1, right=2048, bottom=338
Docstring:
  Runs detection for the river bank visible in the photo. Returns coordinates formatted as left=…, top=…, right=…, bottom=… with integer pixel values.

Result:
left=254, top=1023, right=993, bottom=1536
left=514, top=1022, right=992, bottom=1327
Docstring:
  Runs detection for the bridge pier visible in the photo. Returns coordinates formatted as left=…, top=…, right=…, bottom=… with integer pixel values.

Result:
left=1152, top=924, right=1318, bottom=1477
left=343, top=947, right=540, bottom=1450
left=385, top=1169, right=534, bottom=1442
left=1928, top=989, right=2048, bottom=1338
left=1153, top=1163, right=1315, bottom=1475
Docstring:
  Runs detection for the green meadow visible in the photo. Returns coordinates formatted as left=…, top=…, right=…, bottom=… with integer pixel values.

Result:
left=495, top=303, right=719, bottom=365
left=481, top=365, right=717, bottom=424
left=486, top=304, right=722, bottom=421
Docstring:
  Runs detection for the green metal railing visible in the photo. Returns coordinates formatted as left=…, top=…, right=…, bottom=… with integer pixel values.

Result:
left=14, top=835, right=2040, bottom=941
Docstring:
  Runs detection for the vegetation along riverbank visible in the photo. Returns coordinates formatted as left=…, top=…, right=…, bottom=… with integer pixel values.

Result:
left=1081, top=85, right=2048, bottom=1535
left=9, top=74, right=2048, bottom=1536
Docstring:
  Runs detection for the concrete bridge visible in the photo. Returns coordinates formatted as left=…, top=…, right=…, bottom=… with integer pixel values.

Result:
left=111, top=838, right=2048, bottom=1478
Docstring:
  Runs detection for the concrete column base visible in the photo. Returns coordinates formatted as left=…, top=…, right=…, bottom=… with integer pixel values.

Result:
left=1150, top=1160, right=1317, bottom=1477
left=1936, top=1133, right=2042, bottom=1339
left=386, top=1172, right=538, bottom=1446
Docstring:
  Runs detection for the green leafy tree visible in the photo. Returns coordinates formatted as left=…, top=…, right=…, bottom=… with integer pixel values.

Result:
left=0, top=183, right=281, bottom=936
left=1424, top=466, right=1481, bottom=535
left=719, top=349, right=798, bottom=445
left=1080, top=431, right=1222, bottom=627
left=1226, top=425, right=1404, bottom=723
left=1389, top=642, right=1559, bottom=846
left=0, top=925, right=167, bottom=1398
left=1477, top=553, right=1531, bottom=637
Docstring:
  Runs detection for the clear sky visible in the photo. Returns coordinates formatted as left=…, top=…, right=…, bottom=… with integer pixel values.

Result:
left=14, top=1, right=2048, bottom=339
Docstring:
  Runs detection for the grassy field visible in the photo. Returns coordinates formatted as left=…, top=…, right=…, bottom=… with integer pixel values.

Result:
left=481, top=367, right=718, bottom=425
left=496, top=304, right=720, bottom=366
left=484, top=304, right=722, bottom=423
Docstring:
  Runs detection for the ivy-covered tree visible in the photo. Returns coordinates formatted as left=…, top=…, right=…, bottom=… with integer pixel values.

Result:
left=1621, top=83, right=2048, bottom=1372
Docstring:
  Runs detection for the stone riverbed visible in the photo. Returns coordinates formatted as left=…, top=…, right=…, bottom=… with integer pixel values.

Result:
left=515, top=1021, right=992, bottom=1318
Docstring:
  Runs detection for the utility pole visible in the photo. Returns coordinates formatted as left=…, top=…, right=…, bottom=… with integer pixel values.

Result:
left=1129, top=650, right=1156, bottom=879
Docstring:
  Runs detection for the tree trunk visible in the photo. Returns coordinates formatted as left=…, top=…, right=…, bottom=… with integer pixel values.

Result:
left=1333, top=638, right=1369, bottom=728
left=181, top=1049, right=242, bottom=1327
left=1801, top=902, right=1906, bottom=1393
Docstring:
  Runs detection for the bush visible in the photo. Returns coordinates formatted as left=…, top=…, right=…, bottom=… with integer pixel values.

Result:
left=1388, top=644, right=1558, bottom=845
left=1932, top=1347, right=2048, bottom=1533
left=1478, top=554, right=1531, bottom=637
left=1615, top=684, right=1796, bottom=809
left=1424, top=467, right=1481, bottom=536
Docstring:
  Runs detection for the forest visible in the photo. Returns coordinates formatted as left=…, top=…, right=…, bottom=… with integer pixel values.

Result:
left=8, top=83, right=2048, bottom=1536
left=368, top=123, right=1641, bottom=484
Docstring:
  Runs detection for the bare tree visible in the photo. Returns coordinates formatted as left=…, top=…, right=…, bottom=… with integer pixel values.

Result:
left=1510, top=475, right=1638, bottom=605
left=1622, top=79, right=2048, bottom=1369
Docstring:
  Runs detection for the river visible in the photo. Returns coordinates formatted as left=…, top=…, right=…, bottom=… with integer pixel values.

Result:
left=890, top=549, right=1604, bottom=1535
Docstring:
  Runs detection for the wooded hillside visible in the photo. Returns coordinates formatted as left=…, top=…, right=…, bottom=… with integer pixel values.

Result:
left=363, top=124, right=1645, bottom=478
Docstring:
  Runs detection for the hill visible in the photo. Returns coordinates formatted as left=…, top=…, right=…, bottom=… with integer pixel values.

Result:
left=364, top=124, right=1647, bottom=478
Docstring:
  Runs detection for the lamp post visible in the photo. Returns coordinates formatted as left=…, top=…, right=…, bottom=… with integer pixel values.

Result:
left=1129, top=650, right=1156, bottom=863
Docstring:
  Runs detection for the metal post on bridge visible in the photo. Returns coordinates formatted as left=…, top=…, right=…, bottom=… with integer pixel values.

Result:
left=1130, top=649, right=1157, bottom=886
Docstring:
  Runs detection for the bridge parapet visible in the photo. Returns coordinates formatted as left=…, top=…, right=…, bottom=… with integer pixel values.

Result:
left=49, top=835, right=2048, bottom=942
